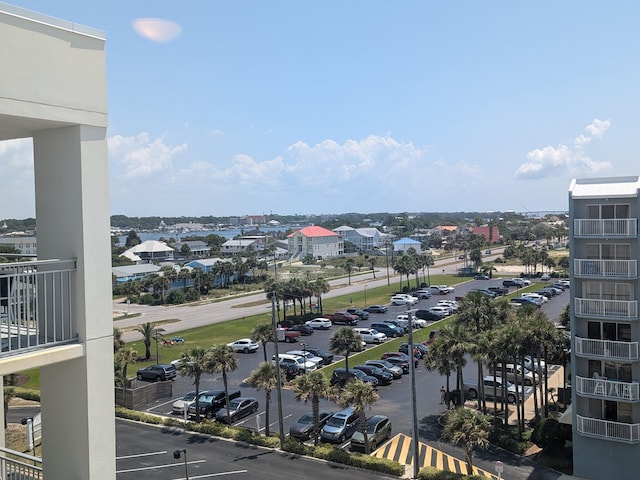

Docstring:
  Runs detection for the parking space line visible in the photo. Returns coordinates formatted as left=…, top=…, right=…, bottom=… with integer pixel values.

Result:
left=116, top=459, right=207, bottom=474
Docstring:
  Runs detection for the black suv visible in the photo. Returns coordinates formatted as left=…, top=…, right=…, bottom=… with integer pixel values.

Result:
left=330, top=368, right=378, bottom=388
left=304, top=347, right=334, bottom=365
left=136, top=364, right=177, bottom=382
left=353, top=365, right=393, bottom=385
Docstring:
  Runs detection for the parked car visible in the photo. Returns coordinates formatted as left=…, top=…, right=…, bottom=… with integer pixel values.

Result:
left=364, top=304, right=388, bottom=313
left=289, top=410, right=334, bottom=440
left=430, top=285, right=454, bottom=294
left=502, top=278, right=525, bottom=288
left=288, top=324, right=314, bottom=335
left=396, top=314, right=426, bottom=329
left=509, top=297, right=541, bottom=308
left=330, top=368, right=378, bottom=388
left=350, top=415, right=392, bottom=452
left=425, top=306, right=450, bottom=318
left=304, top=346, right=334, bottom=365
left=412, top=289, right=432, bottom=299
left=353, top=364, right=393, bottom=385
left=487, top=286, right=509, bottom=296
left=287, top=349, right=324, bottom=367
left=492, top=363, right=536, bottom=386
left=188, top=389, right=242, bottom=419
left=226, top=338, right=259, bottom=353
left=382, top=355, right=410, bottom=374
left=172, top=391, right=197, bottom=415
left=472, top=288, right=497, bottom=298
left=320, top=407, right=360, bottom=443
left=136, top=364, right=177, bottom=382
left=381, top=351, right=418, bottom=368
left=474, top=274, right=489, bottom=280
left=370, top=322, right=404, bottom=338
left=540, top=273, right=551, bottom=281
left=272, top=353, right=317, bottom=374
left=353, top=327, right=388, bottom=344
left=414, top=309, right=442, bottom=321
left=346, top=308, right=370, bottom=321
left=305, top=318, right=332, bottom=330
left=398, top=343, right=428, bottom=359
left=390, top=294, right=418, bottom=306
left=463, top=376, right=524, bottom=404
left=365, top=359, right=403, bottom=378
left=521, top=292, right=547, bottom=304
left=215, top=397, right=259, bottom=423
left=524, top=355, right=546, bottom=373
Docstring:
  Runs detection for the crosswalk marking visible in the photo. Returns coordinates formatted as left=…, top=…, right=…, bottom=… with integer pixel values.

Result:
left=373, top=433, right=499, bottom=479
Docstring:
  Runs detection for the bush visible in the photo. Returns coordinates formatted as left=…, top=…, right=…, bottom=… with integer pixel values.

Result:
left=531, top=418, right=569, bottom=453
left=165, top=290, right=185, bottom=305
left=418, top=466, right=484, bottom=479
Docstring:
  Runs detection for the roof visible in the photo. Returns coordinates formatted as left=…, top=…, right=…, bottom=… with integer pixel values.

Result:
left=569, top=176, right=640, bottom=198
left=126, top=240, right=174, bottom=254
left=393, top=237, right=421, bottom=245
left=112, top=264, right=160, bottom=278
left=333, top=226, right=354, bottom=232
left=436, top=225, right=458, bottom=232
left=288, top=226, right=339, bottom=238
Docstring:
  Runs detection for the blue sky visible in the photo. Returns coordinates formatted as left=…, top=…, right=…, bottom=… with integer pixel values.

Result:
left=3, top=1, right=640, bottom=218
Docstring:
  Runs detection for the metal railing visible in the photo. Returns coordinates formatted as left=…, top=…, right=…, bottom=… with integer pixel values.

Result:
left=0, top=447, right=42, bottom=479
left=574, top=297, right=638, bottom=319
left=575, top=375, right=640, bottom=402
left=577, top=415, right=640, bottom=443
left=0, top=259, right=77, bottom=356
left=574, top=259, right=637, bottom=278
left=573, top=218, right=637, bottom=237
left=575, top=336, right=639, bottom=360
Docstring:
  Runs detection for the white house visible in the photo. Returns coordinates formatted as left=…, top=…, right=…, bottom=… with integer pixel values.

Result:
left=332, top=226, right=386, bottom=251
left=120, top=240, right=175, bottom=264
left=287, top=226, right=343, bottom=260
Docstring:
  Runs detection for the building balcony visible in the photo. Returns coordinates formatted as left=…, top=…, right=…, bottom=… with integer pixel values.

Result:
left=0, top=258, right=77, bottom=356
left=574, top=258, right=637, bottom=279
left=575, top=375, right=640, bottom=402
left=575, top=336, right=639, bottom=361
left=576, top=415, right=640, bottom=443
left=0, top=446, right=41, bottom=478
left=573, top=218, right=637, bottom=237
left=574, top=297, right=638, bottom=320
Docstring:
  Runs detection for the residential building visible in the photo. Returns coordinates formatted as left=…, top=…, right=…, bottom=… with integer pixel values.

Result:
left=332, top=226, right=386, bottom=252
left=173, top=240, right=210, bottom=257
left=0, top=236, right=37, bottom=256
left=0, top=4, right=115, bottom=478
left=112, top=264, right=161, bottom=283
left=569, top=176, right=640, bottom=480
left=393, top=237, right=422, bottom=253
left=287, top=226, right=343, bottom=260
left=220, top=238, right=262, bottom=256
left=120, top=240, right=175, bottom=264
left=471, top=225, right=501, bottom=244
left=186, top=258, right=236, bottom=287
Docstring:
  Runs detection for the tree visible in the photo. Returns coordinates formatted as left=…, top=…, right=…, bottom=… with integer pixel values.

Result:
left=438, top=323, right=471, bottom=407
left=113, top=326, right=124, bottom=353
left=292, top=371, right=336, bottom=446
left=208, top=344, right=239, bottom=424
left=248, top=362, right=279, bottom=437
left=344, top=258, right=355, bottom=285
left=441, top=407, right=491, bottom=475
left=367, top=256, right=377, bottom=278
left=135, top=322, right=160, bottom=360
left=338, top=379, right=379, bottom=453
left=176, top=346, right=214, bottom=422
left=251, top=323, right=274, bottom=363
left=125, top=230, right=141, bottom=248
left=329, top=327, right=363, bottom=373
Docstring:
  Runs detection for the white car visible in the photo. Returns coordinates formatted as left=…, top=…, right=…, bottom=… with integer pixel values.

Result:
left=521, top=292, right=547, bottom=304
left=524, top=356, right=546, bottom=373
left=426, top=306, right=450, bottom=318
left=305, top=318, right=332, bottom=329
left=287, top=350, right=324, bottom=366
left=353, top=327, right=388, bottom=344
left=172, top=391, right=197, bottom=415
left=227, top=338, right=259, bottom=353
left=436, top=300, right=459, bottom=312
left=396, top=314, right=427, bottom=329
left=272, top=353, right=317, bottom=373
left=390, top=294, right=418, bottom=305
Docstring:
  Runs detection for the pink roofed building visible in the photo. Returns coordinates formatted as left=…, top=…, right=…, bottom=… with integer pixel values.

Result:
left=287, top=226, right=344, bottom=260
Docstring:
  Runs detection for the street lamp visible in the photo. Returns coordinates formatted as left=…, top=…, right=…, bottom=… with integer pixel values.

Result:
left=405, top=308, right=420, bottom=480
left=173, top=449, right=189, bottom=479
left=364, top=284, right=368, bottom=307
left=153, top=327, right=165, bottom=365
left=300, top=342, right=307, bottom=360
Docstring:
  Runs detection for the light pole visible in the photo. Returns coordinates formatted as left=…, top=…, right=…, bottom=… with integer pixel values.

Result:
left=270, top=295, right=285, bottom=447
left=173, top=449, right=189, bottom=479
left=153, top=328, right=165, bottom=365
left=364, top=284, right=368, bottom=307
left=406, top=308, right=420, bottom=480
left=300, top=342, right=307, bottom=360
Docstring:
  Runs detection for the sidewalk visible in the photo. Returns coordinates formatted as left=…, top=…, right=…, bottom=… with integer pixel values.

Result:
left=509, top=366, right=566, bottom=426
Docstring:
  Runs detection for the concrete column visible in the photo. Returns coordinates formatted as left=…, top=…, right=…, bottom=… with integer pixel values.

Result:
left=33, top=125, right=115, bottom=479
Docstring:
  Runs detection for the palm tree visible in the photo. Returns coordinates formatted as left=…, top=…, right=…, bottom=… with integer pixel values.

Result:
left=329, top=327, right=363, bottom=373
left=251, top=323, right=274, bottom=362
left=312, top=277, right=330, bottom=314
left=114, top=347, right=138, bottom=406
left=135, top=322, right=160, bottom=360
left=208, top=343, right=239, bottom=424
left=344, top=258, right=355, bottom=285
left=441, top=407, right=491, bottom=475
left=338, top=379, right=379, bottom=454
left=248, top=362, right=279, bottom=436
left=292, top=371, right=336, bottom=446
left=113, top=326, right=124, bottom=353
left=367, top=256, right=377, bottom=278
left=176, top=346, right=213, bottom=422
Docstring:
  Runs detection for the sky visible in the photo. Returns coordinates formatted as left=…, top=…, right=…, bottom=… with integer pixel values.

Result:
left=3, top=1, right=640, bottom=219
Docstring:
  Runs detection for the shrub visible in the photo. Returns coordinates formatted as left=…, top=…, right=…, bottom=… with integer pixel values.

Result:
left=418, top=466, right=484, bottom=479
left=531, top=418, right=568, bottom=453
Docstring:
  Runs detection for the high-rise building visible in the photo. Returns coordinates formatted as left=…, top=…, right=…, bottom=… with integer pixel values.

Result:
left=0, top=3, right=114, bottom=478
left=569, top=176, right=640, bottom=479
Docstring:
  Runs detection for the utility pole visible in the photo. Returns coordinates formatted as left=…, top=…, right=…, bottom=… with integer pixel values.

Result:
left=271, top=294, right=285, bottom=447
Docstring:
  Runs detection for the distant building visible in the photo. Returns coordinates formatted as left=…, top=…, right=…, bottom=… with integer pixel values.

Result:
left=120, top=240, right=174, bottom=264
left=393, top=237, right=422, bottom=253
left=436, top=225, right=458, bottom=236
left=0, top=236, right=37, bottom=256
left=288, top=226, right=343, bottom=260
left=185, top=257, right=236, bottom=287
left=220, top=238, right=262, bottom=256
left=112, top=264, right=161, bottom=283
left=471, top=225, right=501, bottom=244
left=173, top=240, right=210, bottom=257
left=332, top=226, right=386, bottom=252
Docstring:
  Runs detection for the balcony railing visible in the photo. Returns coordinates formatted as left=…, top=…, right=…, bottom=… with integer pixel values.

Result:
left=574, top=297, right=638, bottom=319
left=575, top=336, right=639, bottom=360
left=574, top=218, right=637, bottom=237
left=0, top=446, right=42, bottom=479
left=574, top=259, right=637, bottom=278
left=575, top=375, right=640, bottom=402
left=577, top=415, right=640, bottom=443
left=0, top=259, right=77, bottom=356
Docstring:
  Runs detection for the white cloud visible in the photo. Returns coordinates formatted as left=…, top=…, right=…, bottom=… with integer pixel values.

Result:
left=109, top=133, right=187, bottom=180
left=515, top=119, right=612, bottom=179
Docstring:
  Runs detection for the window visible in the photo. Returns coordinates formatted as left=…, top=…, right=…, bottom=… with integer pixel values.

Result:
left=585, top=243, right=631, bottom=260
left=584, top=281, right=633, bottom=301
left=586, top=204, right=630, bottom=219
